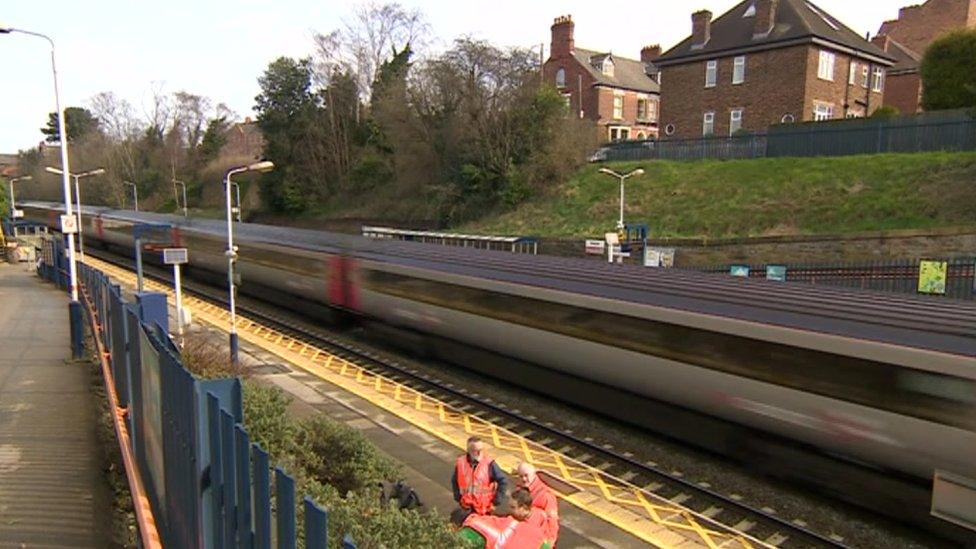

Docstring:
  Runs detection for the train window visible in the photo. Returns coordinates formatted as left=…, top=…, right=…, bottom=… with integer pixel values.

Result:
left=899, top=370, right=976, bottom=405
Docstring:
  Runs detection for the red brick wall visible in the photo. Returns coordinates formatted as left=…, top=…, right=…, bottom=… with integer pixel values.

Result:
left=801, top=47, right=886, bottom=120
left=544, top=57, right=659, bottom=141
left=878, top=0, right=976, bottom=55
left=884, top=72, right=923, bottom=114
left=659, top=45, right=888, bottom=139
left=659, top=46, right=808, bottom=138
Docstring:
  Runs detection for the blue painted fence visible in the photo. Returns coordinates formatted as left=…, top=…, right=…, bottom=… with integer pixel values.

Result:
left=38, top=237, right=355, bottom=548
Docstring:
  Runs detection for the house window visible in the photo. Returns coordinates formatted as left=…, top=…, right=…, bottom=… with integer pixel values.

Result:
left=861, top=65, right=869, bottom=88
left=602, top=58, right=615, bottom=77
left=562, top=93, right=572, bottom=112
left=705, top=60, right=717, bottom=88
left=703, top=112, right=715, bottom=135
left=732, top=56, right=746, bottom=84
left=637, top=97, right=647, bottom=121
left=609, top=127, right=630, bottom=141
left=649, top=100, right=658, bottom=122
left=849, top=62, right=857, bottom=85
left=817, top=50, right=835, bottom=81
left=613, top=94, right=624, bottom=119
left=730, top=109, right=743, bottom=135
left=813, top=102, right=834, bottom=121
left=556, top=68, right=566, bottom=87
left=872, top=67, right=885, bottom=92
left=781, top=113, right=796, bottom=124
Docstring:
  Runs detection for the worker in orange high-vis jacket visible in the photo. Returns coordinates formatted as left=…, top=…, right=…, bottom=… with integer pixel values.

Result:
left=517, top=462, right=559, bottom=545
left=451, top=436, right=509, bottom=525
left=461, top=488, right=550, bottom=549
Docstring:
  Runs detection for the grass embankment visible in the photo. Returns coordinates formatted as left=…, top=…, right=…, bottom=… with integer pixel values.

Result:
left=461, top=152, right=976, bottom=239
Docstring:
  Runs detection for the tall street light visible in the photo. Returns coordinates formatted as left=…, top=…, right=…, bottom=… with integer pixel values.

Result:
left=224, top=160, right=274, bottom=370
left=1, top=25, right=83, bottom=341
left=124, top=181, right=139, bottom=211
left=46, top=166, right=105, bottom=260
left=172, top=178, right=188, bottom=218
left=7, top=175, right=32, bottom=218
left=598, top=167, right=645, bottom=231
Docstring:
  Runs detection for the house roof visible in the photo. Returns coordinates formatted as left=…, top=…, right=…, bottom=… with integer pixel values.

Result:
left=884, top=37, right=922, bottom=74
left=571, top=48, right=660, bottom=94
left=657, top=0, right=896, bottom=66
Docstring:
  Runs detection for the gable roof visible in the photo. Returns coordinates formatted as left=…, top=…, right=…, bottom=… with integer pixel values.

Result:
left=570, top=48, right=660, bottom=94
left=883, top=37, right=922, bottom=73
left=657, top=0, right=895, bottom=66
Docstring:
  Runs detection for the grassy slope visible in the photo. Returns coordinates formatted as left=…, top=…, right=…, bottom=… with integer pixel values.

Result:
left=460, top=152, right=976, bottom=238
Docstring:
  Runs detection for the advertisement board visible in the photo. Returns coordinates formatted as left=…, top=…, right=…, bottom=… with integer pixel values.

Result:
left=918, top=260, right=948, bottom=295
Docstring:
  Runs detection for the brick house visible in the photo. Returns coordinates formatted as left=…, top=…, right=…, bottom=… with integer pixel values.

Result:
left=655, top=0, right=895, bottom=139
left=543, top=15, right=661, bottom=141
left=873, top=0, right=976, bottom=113
left=221, top=118, right=265, bottom=160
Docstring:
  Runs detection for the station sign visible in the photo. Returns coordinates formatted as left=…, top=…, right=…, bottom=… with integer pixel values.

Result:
left=765, top=265, right=787, bottom=282
left=60, top=214, right=78, bottom=234
left=917, top=260, right=947, bottom=295
left=730, top=265, right=750, bottom=277
left=645, top=247, right=676, bottom=268
left=585, top=239, right=606, bottom=255
left=163, top=248, right=189, bottom=265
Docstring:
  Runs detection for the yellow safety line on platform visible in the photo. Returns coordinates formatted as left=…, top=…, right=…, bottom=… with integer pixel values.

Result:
left=86, top=256, right=772, bottom=549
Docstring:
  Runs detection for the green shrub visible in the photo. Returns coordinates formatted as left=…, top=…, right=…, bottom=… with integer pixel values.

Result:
left=243, top=381, right=303, bottom=461
left=296, top=415, right=400, bottom=496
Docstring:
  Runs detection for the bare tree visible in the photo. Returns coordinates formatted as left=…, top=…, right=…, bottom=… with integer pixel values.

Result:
left=313, top=1, right=429, bottom=100
left=144, top=81, right=173, bottom=141
left=173, top=91, right=213, bottom=149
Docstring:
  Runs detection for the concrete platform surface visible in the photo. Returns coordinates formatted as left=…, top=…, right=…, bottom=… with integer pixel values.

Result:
left=0, top=264, right=112, bottom=547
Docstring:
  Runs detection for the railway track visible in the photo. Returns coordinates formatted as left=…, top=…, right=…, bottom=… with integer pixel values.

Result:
left=89, top=248, right=849, bottom=548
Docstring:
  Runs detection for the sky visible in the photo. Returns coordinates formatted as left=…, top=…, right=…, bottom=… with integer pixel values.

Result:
left=0, top=0, right=908, bottom=153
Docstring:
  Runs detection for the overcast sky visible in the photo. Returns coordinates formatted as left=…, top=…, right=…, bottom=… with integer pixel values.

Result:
left=1, top=0, right=908, bottom=153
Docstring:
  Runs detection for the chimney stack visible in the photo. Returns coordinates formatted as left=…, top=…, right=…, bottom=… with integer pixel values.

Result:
left=641, top=44, right=662, bottom=64
left=692, top=10, right=713, bottom=46
left=754, top=0, right=778, bottom=36
left=871, top=33, right=891, bottom=52
left=551, top=15, right=575, bottom=57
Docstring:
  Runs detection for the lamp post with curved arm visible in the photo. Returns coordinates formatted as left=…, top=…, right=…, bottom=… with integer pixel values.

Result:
left=224, top=160, right=274, bottom=370
left=123, top=181, right=139, bottom=211
left=7, top=175, right=32, bottom=218
left=172, top=179, right=187, bottom=218
left=1, top=26, right=80, bottom=307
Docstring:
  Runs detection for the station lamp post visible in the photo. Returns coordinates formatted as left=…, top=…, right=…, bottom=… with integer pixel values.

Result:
left=172, top=178, right=188, bottom=218
left=598, top=167, right=644, bottom=231
left=224, top=160, right=274, bottom=370
left=1, top=25, right=86, bottom=357
left=123, top=181, right=139, bottom=211
left=7, top=175, right=32, bottom=218
left=46, top=166, right=105, bottom=260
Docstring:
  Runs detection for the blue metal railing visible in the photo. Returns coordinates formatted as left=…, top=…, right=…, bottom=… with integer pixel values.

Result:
left=37, top=236, right=354, bottom=548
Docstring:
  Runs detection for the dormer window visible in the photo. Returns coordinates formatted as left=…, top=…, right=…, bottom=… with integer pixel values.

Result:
left=556, top=68, right=566, bottom=87
left=602, top=58, right=615, bottom=77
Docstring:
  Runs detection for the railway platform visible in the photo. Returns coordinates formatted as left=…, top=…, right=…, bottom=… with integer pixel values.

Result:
left=88, top=253, right=775, bottom=548
left=0, top=263, right=112, bottom=546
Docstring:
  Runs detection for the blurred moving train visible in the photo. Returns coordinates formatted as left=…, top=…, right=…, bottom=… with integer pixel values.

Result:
left=21, top=201, right=976, bottom=537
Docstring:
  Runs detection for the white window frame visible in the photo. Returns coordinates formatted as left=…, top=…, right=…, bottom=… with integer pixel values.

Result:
left=705, top=60, right=717, bottom=88
left=730, top=109, right=743, bottom=135
left=702, top=111, right=715, bottom=136
left=608, top=126, right=631, bottom=142
left=648, top=99, right=658, bottom=122
left=849, top=62, right=857, bottom=85
left=612, top=93, right=624, bottom=120
left=732, top=56, right=746, bottom=84
left=813, top=102, right=834, bottom=121
left=817, top=50, right=835, bottom=81
left=872, top=67, right=885, bottom=92
left=861, top=65, right=869, bottom=88
left=603, top=58, right=615, bottom=77
left=556, top=68, right=566, bottom=87
left=637, top=96, right=648, bottom=121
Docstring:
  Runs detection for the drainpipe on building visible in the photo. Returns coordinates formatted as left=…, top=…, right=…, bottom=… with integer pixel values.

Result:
left=578, top=74, right=584, bottom=118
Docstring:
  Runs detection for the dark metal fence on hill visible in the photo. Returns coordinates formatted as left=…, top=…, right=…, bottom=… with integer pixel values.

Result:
left=689, top=257, right=976, bottom=301
left=604, top=109, right=976, bottom=162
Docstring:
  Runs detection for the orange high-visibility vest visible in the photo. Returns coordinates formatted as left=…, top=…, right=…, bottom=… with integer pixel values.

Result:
left=456, top=455, right=497, bottom=514
left=464, top=513, right=546, bottom=549
left=526, top=477, right=559, bottom=542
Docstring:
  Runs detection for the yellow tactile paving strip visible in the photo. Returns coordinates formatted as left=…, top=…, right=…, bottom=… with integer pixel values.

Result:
left=86, top=255, right=772, bottom=549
